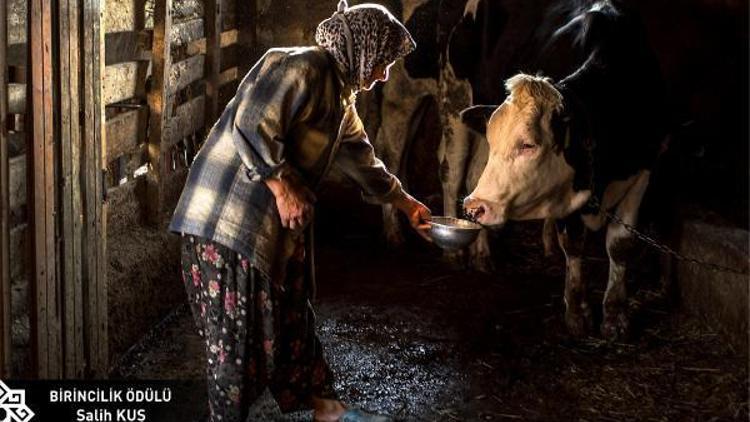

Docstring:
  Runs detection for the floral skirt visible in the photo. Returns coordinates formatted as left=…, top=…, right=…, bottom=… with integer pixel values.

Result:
left=180, top=234, right=336, bottom=422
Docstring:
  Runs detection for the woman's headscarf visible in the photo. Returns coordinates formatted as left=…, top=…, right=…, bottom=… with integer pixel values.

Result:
left=315, top=0, right=416, bottom=90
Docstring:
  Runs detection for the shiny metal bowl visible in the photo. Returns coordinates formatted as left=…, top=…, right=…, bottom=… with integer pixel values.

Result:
left=429, top=216, right=482, bottom=250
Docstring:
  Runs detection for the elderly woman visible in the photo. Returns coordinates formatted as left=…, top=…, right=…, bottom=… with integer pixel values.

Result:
left=169, top=1, right=430, bottom=421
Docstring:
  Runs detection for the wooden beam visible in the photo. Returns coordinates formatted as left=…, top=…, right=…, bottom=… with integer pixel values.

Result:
left=163, top=95, right=205, bottom=148
left=218, top=66, right=239, bottom=87
left=29, top=0, right=61, bottom=378
left=60, top=0, right=86, bottom=378
left=169, top=54, right=204, bottom=94
left=0, top=0, right=12, bottom=378
left=106, top=108, right=148, bottom=161
left=103, top=62, right=139, bottom=106
left=104, top=31, right=152, bottom=66
left=8, top=83, right=26, bottom=115
left=9, top=0, right=27, bottom=45
left=186, top=29, right=237, bottom=56
left=83, top=0, right=108, bottom=377
left=9, top=155, right=26, bottom=211
left=204, top=0, right=222, bottom=128
left=171, top=18, right=204, bottom=48
left=146, top=0, right=173, bottom=224
left=132, top=0, right=150, bottom=100
left=173, top=0, right=201, bottom=21
left=237, top=0, right=257, bottom=76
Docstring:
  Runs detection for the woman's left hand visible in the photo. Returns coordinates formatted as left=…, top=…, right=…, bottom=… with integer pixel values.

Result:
left=393, top=193, right=432, bottom=242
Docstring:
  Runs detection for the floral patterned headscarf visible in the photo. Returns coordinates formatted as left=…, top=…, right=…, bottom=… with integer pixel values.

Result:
left=315, top=0, right=416, bottom=90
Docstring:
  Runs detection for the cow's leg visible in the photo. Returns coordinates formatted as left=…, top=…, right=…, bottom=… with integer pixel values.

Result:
left=468, top=228, right=493, bottom=273
left=557, top=214, right=592, bottom=337
left=602, top=171, right=650, bottom=341
left=542, top=218, right=557, bottom=257
left=381, top=203, right=404, bottom=245
left=438, top=114, right=472, bottom=266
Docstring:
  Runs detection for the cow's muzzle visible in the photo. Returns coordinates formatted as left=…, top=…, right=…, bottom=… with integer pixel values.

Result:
left=463, top=197, right=486, bottom=222
left=463, top=196, right=506, bottom=227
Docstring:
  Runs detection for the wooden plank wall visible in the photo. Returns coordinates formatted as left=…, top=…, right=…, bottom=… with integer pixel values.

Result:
left=4, top=0, right=248, bottom=378
left=141, top=0, right=242, bottom=224
left=0, top=0, right=11, bottom=378
left=102, top=0, right=242, bottom=225
left=6, top=0, right=30, bottom=378
left=29, top=0, right=59, bottom=379
left=20, top=0, right=108, bottom=378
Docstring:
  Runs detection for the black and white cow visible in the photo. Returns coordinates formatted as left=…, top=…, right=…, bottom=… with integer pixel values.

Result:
left=375, top=0, right=495, bottom=271
left=462, top=0, right=668, bottom=340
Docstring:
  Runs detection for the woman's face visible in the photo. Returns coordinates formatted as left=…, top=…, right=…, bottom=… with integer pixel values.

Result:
left=363, top=61, right=395, bottom=91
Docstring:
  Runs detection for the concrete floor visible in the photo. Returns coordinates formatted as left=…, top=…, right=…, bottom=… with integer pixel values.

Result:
left=113, top=220, right=748, bottom=421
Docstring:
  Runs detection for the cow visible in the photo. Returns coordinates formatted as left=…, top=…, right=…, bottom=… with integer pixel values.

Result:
left=461, top=0, right=668, bottom=341
left=374, top=0, right=494, bottom=271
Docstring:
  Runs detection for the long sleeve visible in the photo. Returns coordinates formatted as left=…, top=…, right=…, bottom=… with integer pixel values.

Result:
left=232, top=56, right=318, bottom=182
left=333, top=104, right=405, bottom=204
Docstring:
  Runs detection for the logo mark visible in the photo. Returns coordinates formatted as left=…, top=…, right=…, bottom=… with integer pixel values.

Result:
left=0, top=380, right=34, bottom=422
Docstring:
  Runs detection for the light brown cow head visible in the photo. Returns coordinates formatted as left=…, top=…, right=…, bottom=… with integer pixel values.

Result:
left=463, top=74, right=590, bottom=227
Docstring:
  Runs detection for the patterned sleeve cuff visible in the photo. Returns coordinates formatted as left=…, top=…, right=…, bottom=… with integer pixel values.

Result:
left=244, top=160, right=288, bottom=183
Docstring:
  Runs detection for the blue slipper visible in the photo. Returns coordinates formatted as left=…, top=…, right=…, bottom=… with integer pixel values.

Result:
left=338, top=408, right=394, bottom=422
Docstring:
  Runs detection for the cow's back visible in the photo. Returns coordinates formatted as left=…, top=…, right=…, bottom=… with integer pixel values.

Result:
left=562, top=1, right=668, bottom=184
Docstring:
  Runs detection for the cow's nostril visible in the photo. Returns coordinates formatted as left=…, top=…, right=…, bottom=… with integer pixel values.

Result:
left=473, top=205, right=486, bottom=220
left=463, top=201, right=486, bottom=222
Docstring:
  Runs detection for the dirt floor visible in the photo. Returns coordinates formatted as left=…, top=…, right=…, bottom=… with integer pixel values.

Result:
left=112, top=218, right=748, bottom=421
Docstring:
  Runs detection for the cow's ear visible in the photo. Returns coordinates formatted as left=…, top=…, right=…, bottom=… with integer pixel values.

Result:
left=460, top=105, right=498, bottom=136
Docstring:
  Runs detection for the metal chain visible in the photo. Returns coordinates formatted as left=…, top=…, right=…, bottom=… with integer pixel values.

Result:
left=587, top=188, right=748, bottom=276
left=577, top=120, right=748, bottom=276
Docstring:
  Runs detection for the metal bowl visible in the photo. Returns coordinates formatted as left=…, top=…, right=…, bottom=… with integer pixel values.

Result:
left=429, top=216, right=482, bottom=250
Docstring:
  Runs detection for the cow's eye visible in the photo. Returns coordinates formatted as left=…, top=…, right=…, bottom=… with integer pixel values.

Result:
left=518, top=142, right=538, bottom=151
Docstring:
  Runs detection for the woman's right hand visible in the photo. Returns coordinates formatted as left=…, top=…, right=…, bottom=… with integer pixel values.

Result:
left=264, top=175, right=316, bottom=231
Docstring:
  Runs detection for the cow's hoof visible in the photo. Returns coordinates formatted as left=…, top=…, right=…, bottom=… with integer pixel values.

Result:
left=565, top=307, right=593, bottom=338
left=601, top=311, right=630, bottom=342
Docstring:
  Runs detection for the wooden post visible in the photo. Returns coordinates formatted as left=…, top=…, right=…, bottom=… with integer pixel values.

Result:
left=146, top=0, right=173, bottom=225
left=60, top=0, right=86, bottom=378
left=0, top=0, right=11, bottom=379
left=132, top=0, right=149, bottom=175
left=29, top=0, right=62, bottom=379
left=237, top=0, right=257, bottom=76
left=82, top=0, right=108, bottom=377
left=205, top=0, right=223, bottom=127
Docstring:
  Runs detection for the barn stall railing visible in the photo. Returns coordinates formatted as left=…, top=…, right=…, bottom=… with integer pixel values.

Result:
left=1, top=0, right=248, bottom=378
left=99, top=0, right=243, bottom=225
left=101, top=0, right=247, bottom=368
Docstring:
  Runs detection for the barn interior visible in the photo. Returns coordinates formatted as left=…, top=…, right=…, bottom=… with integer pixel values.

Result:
left=0, top=0, right=747, bottom=420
